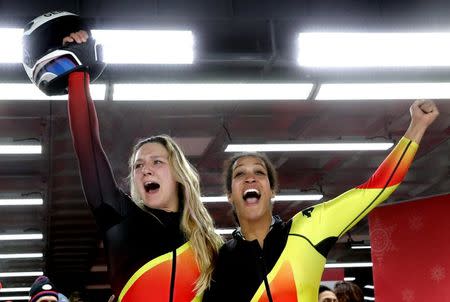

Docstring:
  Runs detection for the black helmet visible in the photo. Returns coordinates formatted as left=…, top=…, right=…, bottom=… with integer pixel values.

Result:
left=22, top=11, right=105, bottom=95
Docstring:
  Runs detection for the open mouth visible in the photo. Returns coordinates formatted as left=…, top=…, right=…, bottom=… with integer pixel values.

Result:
left=243, top=189, right=261, bottom=203
left=144, top=182, right=160, bottom=193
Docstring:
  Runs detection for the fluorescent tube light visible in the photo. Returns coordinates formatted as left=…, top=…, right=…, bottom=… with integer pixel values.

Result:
left=85, top=284, right=111, bottom=290
left=0, top=145, right=41, bottom=154
left=364, top=285, right=375, bottom=290
left=0, top=234, right=43, bottom=241
left=0, top=287, right=31, bottom=293
left=364, top=297, right=375, bottom=301
left=0, top=28, right=22, bottom=63
left=298, top=32, right=450, bottom=67
left=0, top=28, right=194, bottom=65
left=316, top=83, right=450, bottom=100
left=273, top=194, right=323, bottom=201
left=325, top=262, right=373, bottom=268
left=225, top=142, right=393, bottom=152
left=0, top=253, right=43, bottom=259
left=351, top=245, right=371, bottom=250
left=90, top=265, right=107, bottom=272
left=201, top=196, right=228, bottom=203
left=0, top=199, right=43, bottom=206
left=92, top=30, right=194, bottom=64
left=0, top=271, right=43, bottom=277
left=113, top=83, right=313, bottom=101
left=215, top=229, right=234, bottom=235
left=201, top=194, right=323, bottom=203
left=0, top=296, right=30, bottom=301
left=344, top=277, right=356, bottom=281
left=0, top=84, right=106, bottom=101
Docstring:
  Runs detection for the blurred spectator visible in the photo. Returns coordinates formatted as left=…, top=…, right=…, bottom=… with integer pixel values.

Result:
left=334, top=281, right=364, bottom=302
left=58, top=293, right=69, bottom=302
left=29, top=276, right=58, bottom=302
left=319, top=285, right=338, bottom=302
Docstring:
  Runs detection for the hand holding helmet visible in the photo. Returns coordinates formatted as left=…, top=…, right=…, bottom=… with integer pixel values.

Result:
left=22, top=11, right=106, bottom=96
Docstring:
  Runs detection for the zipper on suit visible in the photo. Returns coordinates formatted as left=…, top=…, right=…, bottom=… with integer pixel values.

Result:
left=169, top=249, right=177, bottom=302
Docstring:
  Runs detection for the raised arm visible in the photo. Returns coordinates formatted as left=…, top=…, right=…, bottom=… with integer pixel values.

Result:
left=301, top=100, right=439, bottom=242
left=404, top=99, right=440, bottom=144
left=68, top=69, right=121, bottom=212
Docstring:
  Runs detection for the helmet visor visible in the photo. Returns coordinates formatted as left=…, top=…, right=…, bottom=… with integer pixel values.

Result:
left=34, top=55, right=78, bottom=84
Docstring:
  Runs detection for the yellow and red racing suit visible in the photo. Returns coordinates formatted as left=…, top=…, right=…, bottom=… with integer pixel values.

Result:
left=204, top=136, right=417, bottom=302
left=68, top=71, right=201, bottom=302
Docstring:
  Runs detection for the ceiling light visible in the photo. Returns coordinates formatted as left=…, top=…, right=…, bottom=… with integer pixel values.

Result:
left=0, top=234, right=43, bottom=241
left=0, top=271, right=43, bottom=277
left=273, top=194, right=323, bottom=201
left=0, top=28, right=22, bottom=63
left=0, top=84, right=106, bottom=101
left=0, top=296, right=30, bottom=301
left=90, top=265, right=107, bottom=272
left=344, top=277, right=356, bottom=281
left=91, top=30, right=194, bottom=64
left=0, top=253, right=43, bottom=259
left=113, top=83, right=313, bottom=101
left=316, top=83, right=450, bottom=100
left=0, top=287, right=31, bottom=293
left=0, top=28, right=194, bottom=65
left=351, top=245, right=371, bottom=250
left=225, top=142, right=393, bottom=152
left=85, top=284, right=111, bottom=290
left=0, top=198, right=43, bottom=206
left=201, top=194, right=323, bottom=203
left=325, top=262, right=373, bottom=268
left=0, top=145, right=41, bottom=154
left=201, top=196, right=228, bottom=202
left=215, top=229, right=234, bottom=235
left=364, top=297, right=375, bottom=301
left=298, top=32, right=450, bottom=67
left=364, top=285, right=375, bottom=290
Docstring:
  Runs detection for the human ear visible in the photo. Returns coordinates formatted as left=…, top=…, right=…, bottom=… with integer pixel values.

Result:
left=227, top=193, right=233, bottom=205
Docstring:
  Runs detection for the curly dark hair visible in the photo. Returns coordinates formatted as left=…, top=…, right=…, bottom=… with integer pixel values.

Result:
left=223, top=152, right=278, bottom=194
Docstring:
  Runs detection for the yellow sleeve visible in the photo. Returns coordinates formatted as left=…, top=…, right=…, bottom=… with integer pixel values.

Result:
left=300, top=137, right=418, bottom=243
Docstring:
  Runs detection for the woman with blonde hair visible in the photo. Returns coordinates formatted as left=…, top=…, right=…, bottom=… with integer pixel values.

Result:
left=66, top=55, right=222, bottom=302
left=22, top=12, right=222, bottom=301
left=68, top=56, right=222, bottom=301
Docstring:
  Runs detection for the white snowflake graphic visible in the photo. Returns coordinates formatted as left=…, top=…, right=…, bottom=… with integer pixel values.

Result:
left=408, top=215, right=424, bottom=231
left=401, top=288, right=415, bottom=301
left=430, top=265, right=446, bottom=282
left=369, top=218, right=397, bottom=263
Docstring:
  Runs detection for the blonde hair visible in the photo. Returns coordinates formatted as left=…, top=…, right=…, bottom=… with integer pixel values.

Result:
left=128, top=135, right=223, bottom=293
